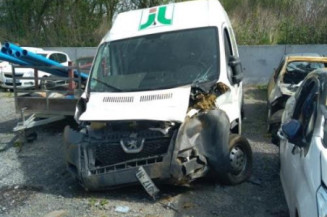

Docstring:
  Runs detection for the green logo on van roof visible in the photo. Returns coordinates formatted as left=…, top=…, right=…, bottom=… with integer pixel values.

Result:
left=139, top=5, right=174, bottom=30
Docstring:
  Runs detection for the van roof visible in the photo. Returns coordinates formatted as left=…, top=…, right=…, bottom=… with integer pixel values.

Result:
left=103, top=0, right=229, bottom=42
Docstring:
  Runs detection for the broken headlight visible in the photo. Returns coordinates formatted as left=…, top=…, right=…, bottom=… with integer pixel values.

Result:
left=317, top=183, right=327, bottom=217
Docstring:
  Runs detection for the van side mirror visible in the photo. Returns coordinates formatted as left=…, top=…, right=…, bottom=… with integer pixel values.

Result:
left=281, top=119, right=303, bottom=146
left=229, top=56, right=243, bottom=84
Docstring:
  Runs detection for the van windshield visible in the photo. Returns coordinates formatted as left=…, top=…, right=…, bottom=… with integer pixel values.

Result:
left=89, top=27, right=219, bottom=92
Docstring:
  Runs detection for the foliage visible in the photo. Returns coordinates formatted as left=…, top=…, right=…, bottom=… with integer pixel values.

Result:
left=221, top=0, right=327, bottom=45
left=0, top=0, right=326, bottom=46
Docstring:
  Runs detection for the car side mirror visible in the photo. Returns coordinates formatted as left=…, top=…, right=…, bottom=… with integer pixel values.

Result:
left=229, top=56, right=243, bottom=84
left=281, top=119, right=303, bottom=145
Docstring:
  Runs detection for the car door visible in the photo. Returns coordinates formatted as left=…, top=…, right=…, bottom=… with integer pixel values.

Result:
left=280, top=78, right=320, bottom=217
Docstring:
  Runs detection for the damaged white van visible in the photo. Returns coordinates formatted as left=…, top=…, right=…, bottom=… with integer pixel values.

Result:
left=64, top=0, right=252, bottom=191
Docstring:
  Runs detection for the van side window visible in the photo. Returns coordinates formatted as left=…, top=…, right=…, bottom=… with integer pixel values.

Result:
left=228, top=27, right=238, bottom=55
left=224, top=28, right=233, bottom=83
left=224, top=29, right=233, bottom=62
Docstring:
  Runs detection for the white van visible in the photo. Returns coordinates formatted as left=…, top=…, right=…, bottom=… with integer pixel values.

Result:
left=64, top=0, right=251, bottom=191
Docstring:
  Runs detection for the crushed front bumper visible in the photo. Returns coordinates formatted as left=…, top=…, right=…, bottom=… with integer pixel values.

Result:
left=64, top=109, right=231, bottom=190
left=64, top=126, right=177, bottom=190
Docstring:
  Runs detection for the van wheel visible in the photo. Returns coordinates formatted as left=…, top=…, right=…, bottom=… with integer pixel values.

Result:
left=219, top=134, right=252, bottom=185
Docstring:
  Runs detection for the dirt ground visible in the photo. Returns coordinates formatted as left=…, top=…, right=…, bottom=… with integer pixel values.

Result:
left=0, top=86, right=288, bottom=217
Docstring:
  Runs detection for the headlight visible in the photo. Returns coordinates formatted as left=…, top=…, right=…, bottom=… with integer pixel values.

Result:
left=317, top=184, right=327, bottom=217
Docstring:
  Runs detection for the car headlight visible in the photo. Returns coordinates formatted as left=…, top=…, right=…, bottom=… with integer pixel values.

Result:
left=317, top=184, right=327, bottom=217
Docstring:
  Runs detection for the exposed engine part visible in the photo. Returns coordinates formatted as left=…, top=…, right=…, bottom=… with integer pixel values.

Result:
left=193, top=93, right=217, bottom=110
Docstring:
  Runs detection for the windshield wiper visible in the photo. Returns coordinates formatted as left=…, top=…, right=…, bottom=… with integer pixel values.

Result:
left=91, top=77, right=122, bottom=92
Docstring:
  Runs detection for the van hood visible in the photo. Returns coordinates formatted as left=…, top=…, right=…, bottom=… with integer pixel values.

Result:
left=79, top=86, right=191, bottom=122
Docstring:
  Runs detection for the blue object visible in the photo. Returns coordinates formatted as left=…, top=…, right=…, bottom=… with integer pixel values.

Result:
left=282, top=119, right=301, bottom=141
left=65, top=95, right=75, bottom=99
left=2, top=42, right=89, bottom=80
left=1, top=47, right=8, bottom=54
left=0, top=52, right=29, bottom=65
left=4, top=42, right=25, bottom=54
left=73, top=69, right=88, bottom=80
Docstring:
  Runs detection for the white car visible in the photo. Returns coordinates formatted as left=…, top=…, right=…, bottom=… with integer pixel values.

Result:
left=279, top=68, right=327, bottom=217
left=0, top=48, right=70, bottom=89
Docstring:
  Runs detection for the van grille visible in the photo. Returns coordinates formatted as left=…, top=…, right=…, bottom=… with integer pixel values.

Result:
left=103, top=96, right=134, bottom=103
left=140, top=93, right=173, bottom=102
left=88, top=130, right=173, bottom=168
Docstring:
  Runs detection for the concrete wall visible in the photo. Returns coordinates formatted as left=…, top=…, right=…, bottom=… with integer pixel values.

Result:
left=239, top=45, right=327, bottom=84
left=44, top=44, right=327, bottom=84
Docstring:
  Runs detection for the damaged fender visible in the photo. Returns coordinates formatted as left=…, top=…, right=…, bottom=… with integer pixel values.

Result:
left=170, top=108, right=230, bottom=183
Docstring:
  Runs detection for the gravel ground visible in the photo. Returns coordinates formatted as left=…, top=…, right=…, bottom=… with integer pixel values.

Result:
left=0, top=86, right=288, bottom=217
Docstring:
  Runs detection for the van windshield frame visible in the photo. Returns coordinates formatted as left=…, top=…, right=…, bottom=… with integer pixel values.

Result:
left=88, top=27, right=220, bottom=92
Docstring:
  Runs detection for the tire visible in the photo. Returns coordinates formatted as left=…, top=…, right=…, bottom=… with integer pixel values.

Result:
left=219, top=134, right=252, bottom=185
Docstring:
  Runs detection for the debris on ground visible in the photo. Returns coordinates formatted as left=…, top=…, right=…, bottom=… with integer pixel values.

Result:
left=160, top=201, right=179, bottom=213
left=182, top=202, right=196, bottom=209
left=115, top=206, right=130, bottom=213
left=247, top=176, right=263, bottom=186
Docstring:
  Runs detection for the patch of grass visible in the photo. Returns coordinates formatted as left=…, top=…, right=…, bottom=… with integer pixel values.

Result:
left=88, top=198, right=97, bottom=207
left=4, top=92, right=14, bottom=98
left=256, top=85, right=267, bottom=90
left=100, top=199, right=108, bottom=206
left=13, top=141, right=22, bottom=148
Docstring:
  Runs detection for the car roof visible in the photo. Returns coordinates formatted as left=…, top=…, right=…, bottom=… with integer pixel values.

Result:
left=285, top=56, right=327, bottom=63
left=22, top=47, right=44, bottom=53
left=37, top=51, right=67, bottom=55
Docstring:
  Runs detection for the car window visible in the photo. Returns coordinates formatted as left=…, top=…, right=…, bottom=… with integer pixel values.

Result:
left=292, top=79, right=318, bottom=145
left=56, top=54, right=67, bottom=63
left=49, top=54, right=57, bottom=62
left=283, top=61, right=325, bottom=84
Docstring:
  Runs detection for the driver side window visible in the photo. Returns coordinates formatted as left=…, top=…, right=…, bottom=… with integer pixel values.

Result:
left=224, top=28, right=233, bottom=84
